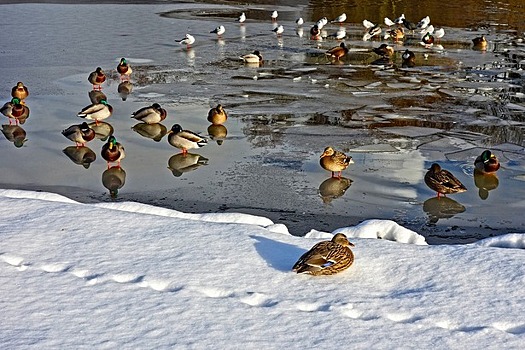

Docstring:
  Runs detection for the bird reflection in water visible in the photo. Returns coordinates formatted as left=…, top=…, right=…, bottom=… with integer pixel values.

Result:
left=62, top=145, right=96, bottom=169
left=168, top=153, right=208, bottom=177
left=132, top=122, right=167, bottom=142
left=1, top=124, right=27, bottom=148
left=318, top=177, right=353, bottom=204
left=423, top=196, right=466, bottom=224
left=474, top=168, right=499, bottom=200
left=117, top=81, right=133, bottom=101
left=88, top=121, right=114, bottom=141
left=88, top=90, right=107, bottom=104
left=102, top=165, right=126, bottom=198
left=207, top=124, right=227, bottom=145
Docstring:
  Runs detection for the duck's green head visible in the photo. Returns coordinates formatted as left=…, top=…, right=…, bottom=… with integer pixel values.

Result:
left=481, top=150, right=495, bottom=163
left=170, top=124, right=183, bottom=133
left=120, top=58, right=127, bottom=65
left=107, top=135, right=117, bottom=149
left=100, top=99, right=108, bottom=106
left=11, top=97, right=21, bottom=105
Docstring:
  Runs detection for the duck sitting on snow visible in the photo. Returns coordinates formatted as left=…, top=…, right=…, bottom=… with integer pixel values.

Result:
left=424, top=163, right=467, bottom=197
left=474, top=150, right=500, bottom=174
left=292, top=233, right=355, bottom=276
left=320, top=146, right=354, bottom=178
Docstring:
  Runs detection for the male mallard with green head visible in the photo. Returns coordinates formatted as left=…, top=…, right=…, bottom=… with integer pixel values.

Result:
left=88, top=67, right=106, bottom=90
left=101, top=135, right=125, bottom=168
left=78, top=99, right=113, bottom=124
left=117, top=58, right=132, bottom=80
left=292, top=233, right=355, bottom=276
left=131, top=103, right=167, bottom=124
left=424, top=163, right=467, bottom=197
left=320, top=146, right=354, bottom=178
left=474, top=150, right=500, bottom=174
left=167, top=124, right=207, bottom=155
left=1, top=98, right=30, bottom=125
left=62, top=122, right=96, bottom=147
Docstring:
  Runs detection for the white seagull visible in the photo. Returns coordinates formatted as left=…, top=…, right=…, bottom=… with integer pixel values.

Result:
left=296, top=17, right=304, bottom=26
left=176, top=34, right=195, bottom=47
left=331, top=13, right=347, bottom=25
left=271, top=10, right=278, bottom=21
left=272, top=25, right=284, bottom=35
left=211, top=25, right=226, bottom=36
left=238, top=12, right=246, bottom=23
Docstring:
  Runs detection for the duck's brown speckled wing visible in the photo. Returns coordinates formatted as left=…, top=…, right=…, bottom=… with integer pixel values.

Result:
left=292, top=241, right=354, bottom=276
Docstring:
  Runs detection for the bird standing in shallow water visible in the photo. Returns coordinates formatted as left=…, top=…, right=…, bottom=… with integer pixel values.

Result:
left=326, top=42, right=349, bottom=61
left=238, top=12, right=246, bottom=23
left=474, top=150, right=500, bottom=174
left=272, top=25, right=284, bottom=36
left=330, top=13, right=346, bottom=25
left=424, top=163, right=467, bottom=197
left=271, top=10, right=278, bottom=21
left=167, top=124, right=207, bottom=155
left=77, top=99, right=112, bottom=125
left=62, top=122, right=95, bottom=147
left=117, top=58, right=132, bottom=81
left=176, top=34, right=195, bottom=48
left=402, top=49, right=416, bottom=67
left=211, top=25, right=226, bottom=37
left=207, top=104, right=227, bottom=125
left=88, top=67, right=106, bottom=91
left=101, top=135, right=125, bottom=168
left=320, top=146, right=354, bottom=178
left=292, top=233, right=355, bottom=276
left=131, top=103, right=167, bottom=124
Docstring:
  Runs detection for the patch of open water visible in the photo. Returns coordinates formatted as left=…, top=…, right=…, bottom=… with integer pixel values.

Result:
left=1, top=2, right=524, bottom=243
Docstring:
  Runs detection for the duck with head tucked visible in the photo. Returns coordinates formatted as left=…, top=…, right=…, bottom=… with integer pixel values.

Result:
left=424, top=163, right=467, bottom=197
left=101, top=135, right=125, bottom=168
left=474, top=150, right=500, bottom=174
left=292, top=233, right=355, bottom=276
left=62, top=122, right=96, bottom=147
left=168, top=124, right=207, bottom=155
left=320, top=146, right=354, bottom=178
left=131, top=103, right=167, bottom=125
left=78, top=99, right=112, bottom=125
left=88, top=67, right=106, bottom=91
left=207, top=104, right=227, bottom=125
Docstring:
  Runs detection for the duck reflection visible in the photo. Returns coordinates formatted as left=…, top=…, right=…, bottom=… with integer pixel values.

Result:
left=117, top=81, right=133, bottom=101
left=132, top=122, right=167, bottom=142
left=88, top=90, right=107, bottom=104
left=473, top=168, right=499, bottom=200
left=167, top=153, right=208, bottom=177
left=318, top=177, right=353, bottom=204
left=62, top=145, right=96, bottom=169
left=207, top=124, right=227, bottom=145
left=1, top=124, right=27, bottom=148
left=88, top=121, right=114, bottom=141
left=423, top=197, right=466, bottom=224
left=102, top=165, right=126, bottom=198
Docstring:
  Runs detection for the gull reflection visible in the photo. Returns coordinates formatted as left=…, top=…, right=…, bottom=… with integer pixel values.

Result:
left=132, top=122, right=168, bottom=142
left=168, top=153, right=208, bottom=177
left=423, top=197, right=466, bottom=224
left=207, top=124, right=227, bottom=145
left=473, top=168, right=499, bottom=200
left=102, top=165, right=126, bottom=198
left=117, top=81, right=133, bottom=101
left=1, top=124, right=27, bottom=148
left=318, top=177, right=353, bottom=204
left=88, top=121, right=114, bottom=141
left=185, top=48, right=195, bottom=67
left=62, top=145, right=96, bottom=169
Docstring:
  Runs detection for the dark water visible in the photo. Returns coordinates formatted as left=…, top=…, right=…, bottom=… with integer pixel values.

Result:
left=0, top=1, right=524, bottom=244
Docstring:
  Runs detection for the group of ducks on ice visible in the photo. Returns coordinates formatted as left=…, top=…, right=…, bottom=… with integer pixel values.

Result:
left=176, top=10, right=488, bottom=67
left=2, top=11, right=495, bottom=277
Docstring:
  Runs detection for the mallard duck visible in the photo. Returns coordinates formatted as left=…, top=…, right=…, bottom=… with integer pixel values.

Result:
left=167, top=124, right=207, bottom=154
left=271, top=10, right=278, bottom=21
left=62, top=122, right=96, bottom=147
left=272, top=25, right=284, bottom=36
left=1, top=98, right=30, bottom=125
left=131, top=103, right=167, bottom=124
left=11, top=82, right=29, bottom=101
left=117, top=58, right=132, bottom=80
left=373, top=43, right=394, bottom=57
left=424, top=163, right=467, bottom=197
left=88, top=67, right=106, bottom=91
left=176, top=34, right=195, bottom=47
left=168, top=153, right=209, bottom=177
left=207, top=104, right=227, bottom=125
left=474, top=150, right=500, bottom=174
left=320, top=146, right=354, bottom=178
left=207, top=124, right=227, bottom=145
left=472, top=35, right=487, bottom=50
left=292, top=233, right=355, bottom=276
left=238, top=12, right=246, bottom=23
left=102, top=165, right=126, bottom=198
left=117, top=81, right=133, bottom=101
left=132, top=122, right=168, bottom=142
left=421, top=32, right=435, bottom=45
left=1, top=124, right=27, bottom=148
left=77, top=99, right=112, bottom=124
left=310, top=25, right=320, bottom=39
left=326, top=42, right=349, bottom=61
left=402, top=49, right=416, bottom=67
left=101, top=135, right=125, bottom=167
left=330, top=13, right=346, bottom=25
left=241, top=50, right=263, bottom=64
left=62, top=145, right=96, bottom=169
left=211, top=25, right=226, bottom=36
left=385, top=27, right=404, bottom=41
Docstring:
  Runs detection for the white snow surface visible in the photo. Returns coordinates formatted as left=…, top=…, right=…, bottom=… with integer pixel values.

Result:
left=1, top=189, right=524, bottom=349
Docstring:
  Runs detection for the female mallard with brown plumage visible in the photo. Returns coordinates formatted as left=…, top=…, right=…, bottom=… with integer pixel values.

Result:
left=472, top=35, right=487, bottom=50
left=474, top=150, right=500, bottom=174
left=101, top=135, right=125, bottom=168
left=292, top=233, right=355, bottom=276
left=320, top=146, right=354, bottom=178
left=207, top=104, right=227, bottom=125
left=11, top=82, right=29, bottom=102
left=424, top=163, right=467, bottom=197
